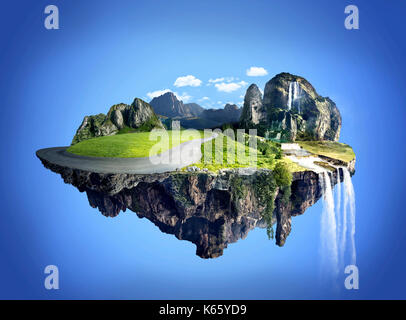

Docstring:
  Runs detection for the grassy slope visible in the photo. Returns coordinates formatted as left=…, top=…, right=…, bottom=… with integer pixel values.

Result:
left=67, top=129, right=352, bottom=172
left=192, top=133, right=305, bottom=172
left=297, top=141, right=355, bottom=163
left=67, top=130, right=202, bottom=158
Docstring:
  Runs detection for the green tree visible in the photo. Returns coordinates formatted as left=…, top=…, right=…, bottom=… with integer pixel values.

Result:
left=274, top=162, right=292, bottom=187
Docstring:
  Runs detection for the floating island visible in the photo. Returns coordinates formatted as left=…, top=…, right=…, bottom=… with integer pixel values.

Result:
left=37, top=73, right=356, bottom=258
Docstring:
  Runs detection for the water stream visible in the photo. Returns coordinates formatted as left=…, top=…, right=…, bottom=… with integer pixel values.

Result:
left=319, top=171, right=339, bottom=282
left=342, top=167, right=356, bottom=266
left=287, top=81, right=301, bottom=112
left=319, top=167, right=356, bottom=285
left=282, top=144, right=356, bottom=286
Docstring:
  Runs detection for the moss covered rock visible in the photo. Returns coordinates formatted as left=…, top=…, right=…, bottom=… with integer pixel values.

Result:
left=71, top=98, right=164, bottom=144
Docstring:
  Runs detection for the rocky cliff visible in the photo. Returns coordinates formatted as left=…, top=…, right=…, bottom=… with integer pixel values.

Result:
left=72, top=98, right=164, bottom=144
left=239, top=84, right=266, bottom=127
left=37, top=154, right=355, bottom=258
left=149, top=92, right=204, bottom=118
left=240, top=73, right=342, bottom=141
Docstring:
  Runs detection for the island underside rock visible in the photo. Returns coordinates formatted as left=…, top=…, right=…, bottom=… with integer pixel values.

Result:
left=37, top=154, right=355, bottom=258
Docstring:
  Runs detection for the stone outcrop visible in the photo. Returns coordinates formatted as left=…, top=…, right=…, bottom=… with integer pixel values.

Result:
left=37, top=154, right=354, bottom=258
left=240, top=73, right=342, bottom=141
left=240, top=84, right=266, bottom=126
left=71, top=98, right=164, bottom=144
left=149, top=92, right=204, bottom=118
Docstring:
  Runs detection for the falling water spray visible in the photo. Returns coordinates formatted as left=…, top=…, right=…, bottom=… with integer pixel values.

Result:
left=343, top=167, right=356, bottom=265
left=336, top=168, right=342, bottom=232
left=288, top=82, right=293, bottom=110
left=319, top=171, right=339, bottom=282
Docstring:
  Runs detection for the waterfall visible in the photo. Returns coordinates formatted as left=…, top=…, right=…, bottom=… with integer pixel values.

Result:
left=287, top=81, right=301, bottom=112
left=293, top=82, right=301, bottom=113
left=288, top=82, right=293, bottom=110
left=287, top=153, right=356, bottom=287
left=319, top=171, right=339, bottom=282
left=335, top=168, right=342, bottom=257
left=293, top=81, right=300, bottom=100
left=339, top=169, right=347, bottom=269
left=342, top=167, right=356, bottom=266
left=319, top=166, right=356, bottom=287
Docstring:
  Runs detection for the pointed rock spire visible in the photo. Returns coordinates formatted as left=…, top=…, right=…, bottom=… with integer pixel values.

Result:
left=239, top=83, right=265, bottom=126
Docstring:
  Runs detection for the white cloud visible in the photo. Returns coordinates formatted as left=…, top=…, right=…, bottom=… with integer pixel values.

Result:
left=215, top=81, right=248, bottom=93
left=208, top=77, right=239, bottom=86
left=226, top=77, right=238, bottom=82
left=146, top=89, right=191, bottom=102
left=146, top=89, right=172, bottom=100
left=246, top=66, right=268, bottom=77
left=208, top=77, right=225, bottom=83
left=177, top=92, right=192, bottom=103
left=174, top=75, right=202, bottom=87
left=199, top=96, right=210, bottom=102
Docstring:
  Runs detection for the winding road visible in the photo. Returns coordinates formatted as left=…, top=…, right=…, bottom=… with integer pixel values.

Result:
left=36, top=133, right=217, bottom=174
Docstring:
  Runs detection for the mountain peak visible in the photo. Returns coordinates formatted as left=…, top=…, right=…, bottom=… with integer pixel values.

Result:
left=149, top=93, right=203, bottom=118
left=224, top=103, right=239, bottom=111
left=239, top=83, right=265, bottom=126
left=247, top=83, right=260, bottom=91
left=161, top=91, right=178, bottom=99
left=71, top=99, right=163, bottom=144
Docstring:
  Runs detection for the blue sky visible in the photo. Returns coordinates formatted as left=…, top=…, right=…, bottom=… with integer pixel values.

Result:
left=1, top=0, right=406, bottom=299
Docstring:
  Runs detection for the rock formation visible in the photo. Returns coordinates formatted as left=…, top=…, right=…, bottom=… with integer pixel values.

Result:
left=36, top=153, right=355, bottom=258
left=239, top=84, right=266, bottom=127
left=149, top=92, right=204, bottom=118
left=240, top=73, right=342, bottom=141
left=183, top=103, right=205, bottom=117
left=72, top=98, right=164, bottom=144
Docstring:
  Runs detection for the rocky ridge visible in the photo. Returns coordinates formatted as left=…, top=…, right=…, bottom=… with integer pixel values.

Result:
left=239, top=84, right=266, bottom=127
left=149, top=92, right=204, bottom=118
left=72, top=98, right=164, bottom=144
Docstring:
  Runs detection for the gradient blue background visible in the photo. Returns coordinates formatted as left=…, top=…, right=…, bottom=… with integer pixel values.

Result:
left=1, top=0, right=405, bottom=299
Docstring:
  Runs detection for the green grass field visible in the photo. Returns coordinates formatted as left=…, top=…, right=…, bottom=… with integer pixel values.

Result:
left=297, top=141, right=355, bottom=163
left=67, top=130, right=203, bottom=158
left=66, top=128, right=351, bottom=173
left=192, top=133, right=305, bottom=172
